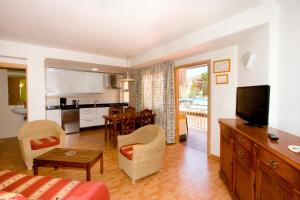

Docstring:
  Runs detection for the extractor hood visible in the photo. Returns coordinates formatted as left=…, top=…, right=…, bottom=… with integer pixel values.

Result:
left=104, top=74, right=124, bottom=89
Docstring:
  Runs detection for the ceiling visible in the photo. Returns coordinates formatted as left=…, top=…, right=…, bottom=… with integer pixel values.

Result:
left=0, top=0, right=263, bottom=59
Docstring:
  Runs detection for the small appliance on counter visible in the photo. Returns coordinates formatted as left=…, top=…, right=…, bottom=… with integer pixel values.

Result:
left=60, top=97, right=67, bottom=108
left=72, top=99, right=80, bottom=108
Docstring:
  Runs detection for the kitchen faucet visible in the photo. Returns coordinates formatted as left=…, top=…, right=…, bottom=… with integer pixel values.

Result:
left=94, top=99, right=98, bottom=107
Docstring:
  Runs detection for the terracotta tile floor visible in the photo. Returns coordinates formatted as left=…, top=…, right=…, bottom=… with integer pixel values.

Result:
left=0, top=128, right=231, bottom=200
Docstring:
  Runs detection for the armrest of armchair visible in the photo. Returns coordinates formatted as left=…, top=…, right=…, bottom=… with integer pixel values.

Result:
left=117, top=133, right=139, bottom=149
left=56, top=128, right=65, bottom=147
left=18, top=136, right=32, bottom=158
left=49, top=123, right=65, bottom=147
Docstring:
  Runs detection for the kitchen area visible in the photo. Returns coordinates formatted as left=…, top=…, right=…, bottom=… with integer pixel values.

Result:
left=45, top=59, right=129, bottom=134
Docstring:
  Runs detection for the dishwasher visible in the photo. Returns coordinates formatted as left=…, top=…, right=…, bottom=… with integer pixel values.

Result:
left=61, top=108, right=80, bottom=134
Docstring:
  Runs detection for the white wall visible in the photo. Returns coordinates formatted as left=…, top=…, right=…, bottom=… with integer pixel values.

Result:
left=0, top=69, right=25, bottom=138
left=175, top=46, right=238, bottom=156
left=132, top=3, right=274, bottom=67
left=237, top=25, right=269, bottom=86
left=0, top=40, right=125, bottom=122
left=174, top=24, right=271, bottom=156
left=275, top=0, right=300, bottom=136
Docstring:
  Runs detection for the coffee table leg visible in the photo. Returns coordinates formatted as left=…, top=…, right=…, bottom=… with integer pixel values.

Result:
left=86, top=166, right=91, bottom=181
left=100, top=154, right=103, bottom=174
left=33, top=160, right=38, bottom=176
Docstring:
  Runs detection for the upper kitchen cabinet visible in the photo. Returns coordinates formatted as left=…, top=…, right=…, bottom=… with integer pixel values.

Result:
left=84, top=72, right=104, bottom=93
left=46, top=68, right=104, bottom=94
left=46, top=68, right=64, bottom=93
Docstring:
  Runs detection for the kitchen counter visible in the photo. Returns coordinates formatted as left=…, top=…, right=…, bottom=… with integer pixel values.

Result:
left=46, top=102, right=128, bottom=110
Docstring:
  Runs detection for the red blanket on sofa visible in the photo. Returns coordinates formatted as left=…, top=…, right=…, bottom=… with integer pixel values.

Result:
left=0, top=170, right=109, bottom=200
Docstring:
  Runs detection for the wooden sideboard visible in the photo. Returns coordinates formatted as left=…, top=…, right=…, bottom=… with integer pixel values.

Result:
left=219, top=119, right=300, bottom=200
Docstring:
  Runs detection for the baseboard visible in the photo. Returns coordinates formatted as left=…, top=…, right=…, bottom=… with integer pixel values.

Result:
left=208, top=154, right=220, bottom=161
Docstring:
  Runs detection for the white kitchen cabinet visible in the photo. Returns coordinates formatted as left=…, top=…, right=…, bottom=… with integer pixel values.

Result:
left=46, top=69, right=61, bottom=93
left=96, top=107, right=109, bottom=126
left=80, top=118, right=98, bottom=128
left=46, top=109, right=62, bottom=126
left=80, top=108, right=97, bottom=128
left=80, top=108, right=97, bottom=119
left=47, top=68, right=104, bottom=94
left=47, top=68, right=70, bottom=93
left=66, top=70, right=84, bottom=93
left=84, top=72, right=104, bottom=93
left=79, top=107, right=109, bottom=128
left=94, top=73, right=104, bottom=93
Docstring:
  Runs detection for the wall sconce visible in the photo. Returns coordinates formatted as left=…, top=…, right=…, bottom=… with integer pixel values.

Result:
left=241, top=52, right=256, bottom=69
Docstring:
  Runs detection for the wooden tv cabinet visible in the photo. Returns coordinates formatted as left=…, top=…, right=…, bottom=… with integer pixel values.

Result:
left=219, top=119, right=300, bottom=200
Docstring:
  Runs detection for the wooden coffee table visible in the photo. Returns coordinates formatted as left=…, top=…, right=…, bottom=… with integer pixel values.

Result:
left=33, top=148, right=103, bottom=181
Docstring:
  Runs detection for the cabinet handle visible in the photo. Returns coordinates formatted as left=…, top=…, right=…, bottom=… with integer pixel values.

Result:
left=238, top=137, right=245, bottom=143
left=267, top=159, right=278, bottom=170
left=238, top=150, right=244, bottom=158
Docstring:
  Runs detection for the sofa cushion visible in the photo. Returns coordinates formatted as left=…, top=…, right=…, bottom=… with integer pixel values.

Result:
left=0, top=170, right=110, bottom=200
left=30, top=136, right=59, bottom=150
left=120, top=143, right=142, bottom=160
left=0, top=191, right=26, bottom=200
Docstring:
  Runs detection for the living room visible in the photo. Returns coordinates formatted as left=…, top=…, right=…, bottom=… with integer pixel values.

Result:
left=0, top=0, right=299, bottom=200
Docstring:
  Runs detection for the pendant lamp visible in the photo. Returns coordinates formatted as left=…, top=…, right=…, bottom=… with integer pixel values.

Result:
left=122, top=53, right=135, bottom=82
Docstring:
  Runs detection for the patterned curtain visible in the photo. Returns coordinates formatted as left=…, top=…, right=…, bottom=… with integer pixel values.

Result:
left=133, top=61, right=175, bottom=144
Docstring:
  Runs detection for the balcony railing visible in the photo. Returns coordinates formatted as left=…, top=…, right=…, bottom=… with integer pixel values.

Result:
left=179, top=108, right=208, bottom=130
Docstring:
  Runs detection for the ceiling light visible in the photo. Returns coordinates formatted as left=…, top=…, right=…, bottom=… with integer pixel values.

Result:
left=122, top=53, right=134, bottom=82
left=91, top=68, right=98, bottom=71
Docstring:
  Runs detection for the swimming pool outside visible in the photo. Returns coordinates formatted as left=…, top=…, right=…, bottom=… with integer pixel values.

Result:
left=179, top=97, right=208, bottom=111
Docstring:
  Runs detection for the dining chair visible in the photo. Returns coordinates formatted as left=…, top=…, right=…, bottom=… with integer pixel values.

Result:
left=121, top=110, right=135, bottom=135
left=107, top=113, right=122, bottom=146
left=124, top=106, right=135, bottom=113
left=109, top=106, right=123, bottom=115
left=107, top=107, right=122, bottom=145
left=140, top=109, right=153, bottom=127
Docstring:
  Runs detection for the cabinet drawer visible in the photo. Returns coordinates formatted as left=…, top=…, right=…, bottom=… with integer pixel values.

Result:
left=80, top=108, right=97, bottom=119
left=220, top=123, right=233, bottom=138
left=234, top=132, right=252, bottom=152
left=257, top=146, right=300, bottom=190
left=235, top=143, right=252, bottom=167
left=80, top=118, right=97, bottom=128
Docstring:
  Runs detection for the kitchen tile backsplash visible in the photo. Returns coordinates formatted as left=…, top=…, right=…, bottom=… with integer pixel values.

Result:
left=46, top=89, right=121, bottom=106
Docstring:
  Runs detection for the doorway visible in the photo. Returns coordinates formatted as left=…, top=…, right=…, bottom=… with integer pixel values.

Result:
left=175, top=60, right=211, bottom=155
left=0, top=62, right=27, bottom=139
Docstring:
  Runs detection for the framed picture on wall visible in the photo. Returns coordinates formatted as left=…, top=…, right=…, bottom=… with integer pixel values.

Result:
left=213, top=59, right=231, bottom=73
left=216, top=74, right=228, bottom=84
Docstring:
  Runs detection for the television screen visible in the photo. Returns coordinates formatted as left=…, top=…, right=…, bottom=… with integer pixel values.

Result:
left=236, top=85, right=270, bottom=126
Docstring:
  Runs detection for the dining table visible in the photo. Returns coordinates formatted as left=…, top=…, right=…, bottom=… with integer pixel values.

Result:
left=102, top=112, right=156, bottom=146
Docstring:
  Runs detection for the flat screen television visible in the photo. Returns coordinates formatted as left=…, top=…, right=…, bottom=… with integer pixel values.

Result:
left=236, top=85, right=270, bottom=127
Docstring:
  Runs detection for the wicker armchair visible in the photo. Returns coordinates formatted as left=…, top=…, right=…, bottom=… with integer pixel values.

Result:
left=117, top=125, right=165, bottom=183
left=17, top=120, right=65, bottom=169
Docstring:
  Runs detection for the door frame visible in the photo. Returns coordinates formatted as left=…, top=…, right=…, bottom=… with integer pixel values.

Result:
left=174, top=60, right=211, bottom=155
left=0, top=62, right=28, bottom=119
